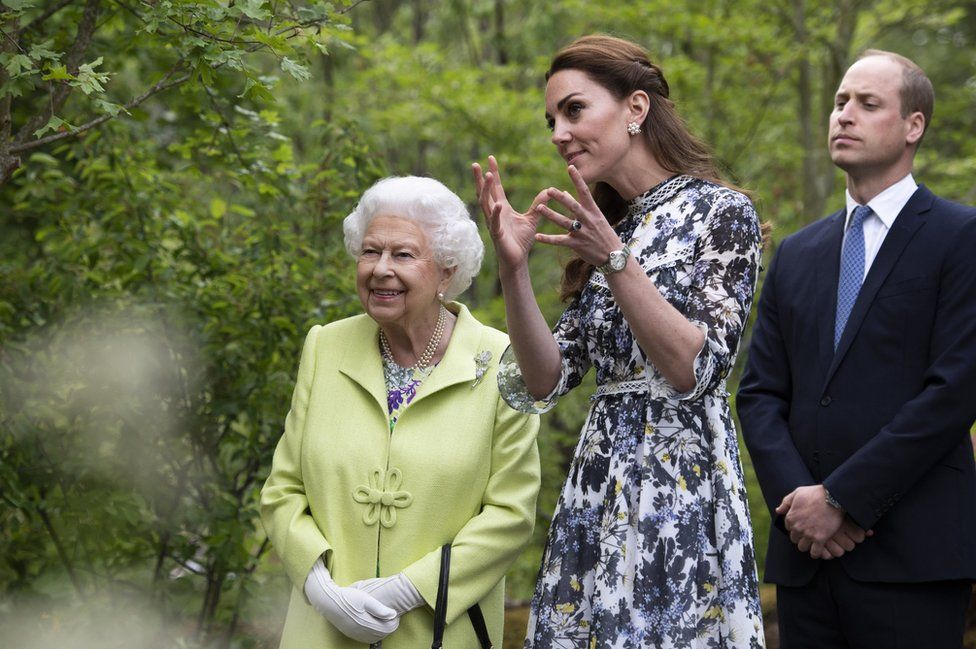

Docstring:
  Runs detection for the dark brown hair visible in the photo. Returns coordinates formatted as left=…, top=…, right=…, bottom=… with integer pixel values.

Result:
left=547, top=35, right=748, bottom=300
left=858, top=49, right=934, bottom=144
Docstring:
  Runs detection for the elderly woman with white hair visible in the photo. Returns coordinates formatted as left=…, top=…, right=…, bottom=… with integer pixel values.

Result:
left=261, top=175, right=541, bottom=649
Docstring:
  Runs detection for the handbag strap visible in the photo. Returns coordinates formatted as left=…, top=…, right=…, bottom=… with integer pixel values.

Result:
left=432, top=544, right=451, bottom=649
left=431, top=544, right=493, bottom=649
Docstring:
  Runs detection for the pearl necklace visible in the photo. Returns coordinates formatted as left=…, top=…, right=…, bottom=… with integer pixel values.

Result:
left=379, top=306, right=446, bottom=370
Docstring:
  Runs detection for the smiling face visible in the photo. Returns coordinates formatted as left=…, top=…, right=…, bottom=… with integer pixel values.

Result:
left=545, top=69, right=637, bottom=186
left=828, top=55, right=924, bottom=181
left=356, top=215, right=452, bottom=332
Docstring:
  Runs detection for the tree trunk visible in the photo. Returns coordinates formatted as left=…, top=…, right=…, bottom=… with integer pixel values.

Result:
left=0, top=10, right=20, bottom=184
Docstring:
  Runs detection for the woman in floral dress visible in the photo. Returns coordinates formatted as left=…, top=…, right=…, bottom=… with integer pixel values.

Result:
left=473, top=35, right=765, bottom=648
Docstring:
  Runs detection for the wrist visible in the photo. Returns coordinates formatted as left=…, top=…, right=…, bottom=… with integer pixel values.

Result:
left=497, top=260, right=530, bottom=284
left=596, top=244, right=631, bottom=275
left=824, top=487, right=844, bottom=512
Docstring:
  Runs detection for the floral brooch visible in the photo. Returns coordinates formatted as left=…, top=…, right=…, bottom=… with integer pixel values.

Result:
left=472, top=350, right=492, bottom=387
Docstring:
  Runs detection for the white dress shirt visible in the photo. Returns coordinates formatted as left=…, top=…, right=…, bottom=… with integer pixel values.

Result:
left=843, top=173, right=918, bottom=280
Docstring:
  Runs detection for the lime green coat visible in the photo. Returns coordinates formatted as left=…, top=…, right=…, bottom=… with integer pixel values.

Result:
left=260, top=303, right=540, bottom=649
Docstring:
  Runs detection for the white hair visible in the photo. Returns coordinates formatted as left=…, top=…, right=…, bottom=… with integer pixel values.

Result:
left=343, top=176, right=484, bottom=300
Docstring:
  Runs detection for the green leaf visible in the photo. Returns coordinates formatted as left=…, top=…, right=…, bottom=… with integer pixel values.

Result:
left=42, top=64, right=73, bottom=82
left=280, top=57, right=310, bottom=82
left=0, top=79, right=27, bottom=99
left=75, top=60, right=110, bottom=95
left=210, top=198, right=227, bottom=219
left=239, top=76, right=275, bottom=102
left=95, top=99, right=126, bottom=117
left=1, top=0, right=35, bottom=10
left=33, top=115, right=71, bottom=137
left=3, top=54, right=33, bottom=76
left=239, top=0, right=270, bottom=20
left=29, top=41, right=60, bottom=62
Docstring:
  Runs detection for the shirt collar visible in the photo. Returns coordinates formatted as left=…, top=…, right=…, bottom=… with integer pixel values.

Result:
left=844, top=173, right=918, bottom=230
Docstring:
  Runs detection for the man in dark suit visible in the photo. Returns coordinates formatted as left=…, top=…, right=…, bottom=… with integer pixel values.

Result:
left=738, top=50, right=976, bottom=648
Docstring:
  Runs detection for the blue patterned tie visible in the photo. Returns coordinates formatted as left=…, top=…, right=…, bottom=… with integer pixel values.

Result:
left=834, top=205, right=871, bottom=349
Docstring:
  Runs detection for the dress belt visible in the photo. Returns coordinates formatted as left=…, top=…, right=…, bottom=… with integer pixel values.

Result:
left=591, top=379, right=649, bottom=399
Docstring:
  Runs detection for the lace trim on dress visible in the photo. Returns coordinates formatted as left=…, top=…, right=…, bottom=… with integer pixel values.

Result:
left=626, top=174, right=696, bottom=220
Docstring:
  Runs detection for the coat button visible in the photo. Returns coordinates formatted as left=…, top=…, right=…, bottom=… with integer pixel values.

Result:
left=820, top=396, right=832, bottom=406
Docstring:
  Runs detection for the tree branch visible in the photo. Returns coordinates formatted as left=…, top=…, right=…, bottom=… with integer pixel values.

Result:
left=36, top=496, right=85, bottom=596
left=15, top=0, right=100, bottom=143
left=24, top=0, right=77, bottom=34
left=337, top=0, right=371, bottom=15
left=1, top=15, right=20, bottom=182
left=9, top=66, right=189, bottom=154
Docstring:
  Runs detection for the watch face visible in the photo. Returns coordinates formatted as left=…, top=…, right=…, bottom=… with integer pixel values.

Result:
left=609, top=250, right=627, bottom=271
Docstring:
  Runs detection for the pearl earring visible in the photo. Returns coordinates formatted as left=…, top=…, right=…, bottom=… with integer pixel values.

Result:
left=437, top=292, right=445, bottom=302
left=627, top=121, right=641, bottom=136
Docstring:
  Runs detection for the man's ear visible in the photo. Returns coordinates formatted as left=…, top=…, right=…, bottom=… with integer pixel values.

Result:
left=905, top=111, right=925, bottom=146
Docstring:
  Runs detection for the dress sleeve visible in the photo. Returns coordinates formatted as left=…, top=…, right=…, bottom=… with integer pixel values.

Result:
left=668, top=191, right=762, bottom=401
left=401, top=390, right=541, bottom=623
left=259, top=325, right=332, bottom=590
left=496, top=297, right=593, bottom=413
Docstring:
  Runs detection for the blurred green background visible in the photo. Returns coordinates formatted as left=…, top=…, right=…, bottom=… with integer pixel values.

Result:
left=2, top=0, right=975, bottom=647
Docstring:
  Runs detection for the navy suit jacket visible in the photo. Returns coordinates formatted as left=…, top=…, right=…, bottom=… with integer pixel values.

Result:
left=737, top=185, right=976, bottom=586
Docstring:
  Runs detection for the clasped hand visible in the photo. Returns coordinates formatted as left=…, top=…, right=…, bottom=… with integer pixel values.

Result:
left=304, top=558, right=399, bottom=643
left=777, top=485, right=873, bottom=560
left=472, top=156, right=624, bottom=268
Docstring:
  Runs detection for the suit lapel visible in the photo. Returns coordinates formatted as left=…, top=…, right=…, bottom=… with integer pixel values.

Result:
left=814, top=210, right=846, bottom=377
left=823, top=186, right=933, bottom=386
left=337, top=316, right=389, bottom=415
left=411, top=303, right=480, bottom=405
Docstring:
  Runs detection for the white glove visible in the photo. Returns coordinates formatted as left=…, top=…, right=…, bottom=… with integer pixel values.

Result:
left=304, top=557, right=399, bottom=643
left=350, top=573, right=426, bottom=616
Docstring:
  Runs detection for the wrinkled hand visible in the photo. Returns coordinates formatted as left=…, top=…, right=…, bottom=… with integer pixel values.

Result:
left=304, top=558, right=399, bottom=643
left=472, top=155, right=548, bottom=270
left=532, top=165, right=625, bottom=267
left=350, top=573, right=425, bottom=616
left=777, top=485, right=844, bottom=558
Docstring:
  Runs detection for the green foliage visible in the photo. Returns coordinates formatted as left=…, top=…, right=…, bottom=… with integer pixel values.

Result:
left=1, top=107, right=383, bottom=643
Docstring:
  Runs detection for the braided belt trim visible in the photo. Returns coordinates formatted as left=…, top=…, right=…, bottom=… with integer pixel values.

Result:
left=591, top=379, right=649, bottom=400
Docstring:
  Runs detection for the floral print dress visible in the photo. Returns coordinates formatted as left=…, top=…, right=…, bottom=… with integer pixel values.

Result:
left=499, top=176, right=765, bottom=649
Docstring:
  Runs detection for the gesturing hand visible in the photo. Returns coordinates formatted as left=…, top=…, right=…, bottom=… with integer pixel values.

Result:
left=472, top=155, right=549, bottom=270
left=304, top=558, right=399, bottom=643
left=532, top=165, right=625, bottom=266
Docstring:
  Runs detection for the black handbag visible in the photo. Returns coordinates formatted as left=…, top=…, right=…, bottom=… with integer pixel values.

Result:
left=431, top=544, right=493, bottom=649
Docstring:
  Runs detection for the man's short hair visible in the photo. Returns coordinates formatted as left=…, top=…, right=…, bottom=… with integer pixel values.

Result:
left=858, top=49, right=934, bottom=142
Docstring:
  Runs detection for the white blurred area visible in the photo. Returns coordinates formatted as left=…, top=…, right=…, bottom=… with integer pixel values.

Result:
left=4, top=306, right=196, bottom=489
left=1, top=591, right=174, bottom=649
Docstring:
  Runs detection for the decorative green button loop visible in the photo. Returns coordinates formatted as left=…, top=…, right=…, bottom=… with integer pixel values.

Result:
left=353, top=467, right=413, bottom=528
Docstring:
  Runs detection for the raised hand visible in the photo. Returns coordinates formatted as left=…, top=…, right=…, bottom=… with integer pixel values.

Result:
left=532, top=165, right=625, bottom=265
left=472, top=155, right=548, bottom=270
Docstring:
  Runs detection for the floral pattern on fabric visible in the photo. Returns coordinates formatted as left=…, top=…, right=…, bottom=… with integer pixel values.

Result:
left=383, top=355, right=434, bottom=432
left=500, top=177, right=765, bottom=649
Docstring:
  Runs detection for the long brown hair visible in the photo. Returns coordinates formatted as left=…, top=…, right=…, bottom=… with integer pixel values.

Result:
left=547, top=35, right=752, bottom=300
